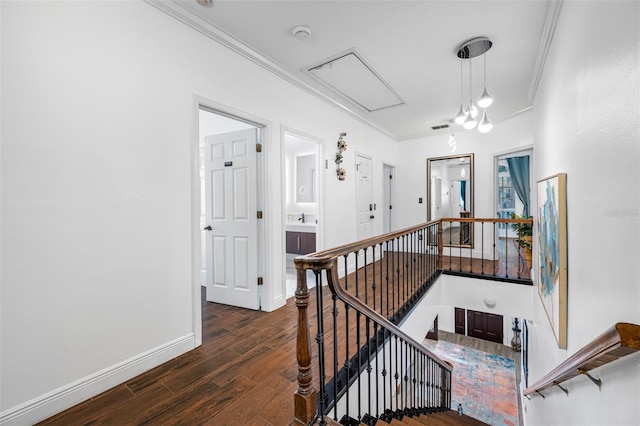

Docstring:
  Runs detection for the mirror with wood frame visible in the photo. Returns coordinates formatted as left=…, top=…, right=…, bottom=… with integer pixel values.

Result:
left=427, top=154, right=474, bottom=248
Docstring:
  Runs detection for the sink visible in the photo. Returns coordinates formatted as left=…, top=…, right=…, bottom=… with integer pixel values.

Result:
left=286, top=223, right=317, bottom=233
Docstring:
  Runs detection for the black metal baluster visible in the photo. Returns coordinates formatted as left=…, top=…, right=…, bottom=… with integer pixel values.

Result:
left=385, top=240, right=390, bottom=319
left=381, top=327, right=388, bottom=418
left=374, top=320, right=380, bottom=420
left=364, top=247, right=368, bottom=305
left=379, top=242, right=384, bottom=318
left=314, top=271, right=327, bottom=424
left=493, top=222, right=497, bottom=276
left=365, top=298, right=372, bottom=420
left=355, top=251, right=360, bottom=299
left=355, top=254, right=362, bottom=422
left=400, top=235, right=405, bottom=309
left=343, top=255, right=350, bottom=421
left=481, top=221, right=485, bottom=275
left=371, top=245, right=376, bottom=313
left=411, top=232, right=416, bottom=296
left=505, top=221, right=510, bottom=278
left=469, top=221, right=473, bottom=273
left=403, top=340, right=408, bottom=412
left=458, top=221, right=463, bottom=272
left=394, top=238, right=400, bottom=316
left=403, top=235, right=408, bottom=306
left=394, top=335, right=399, bottom=411
left=448, top=221, right=453, bottom=271
left=332, top=290, right=339, bottom=421
left=430, top=358, right=434, bottom=408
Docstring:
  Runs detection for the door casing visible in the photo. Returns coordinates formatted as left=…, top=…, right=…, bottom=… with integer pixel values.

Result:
left=192, top=96, right=271, bottom=345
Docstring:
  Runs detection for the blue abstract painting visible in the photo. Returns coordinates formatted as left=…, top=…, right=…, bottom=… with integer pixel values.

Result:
left=537, top=173, right=567, bottom=349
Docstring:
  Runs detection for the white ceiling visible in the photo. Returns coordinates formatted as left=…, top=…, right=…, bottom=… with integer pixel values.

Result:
left=151, top=0, right=558, bottom=141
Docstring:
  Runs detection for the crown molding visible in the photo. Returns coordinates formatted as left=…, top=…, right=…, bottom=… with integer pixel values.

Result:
left=143, top=0, right=399, bottom=140
left=528, top=0, right=564, bottom=101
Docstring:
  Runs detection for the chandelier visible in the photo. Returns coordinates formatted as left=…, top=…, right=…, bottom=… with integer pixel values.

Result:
left=454, top=37, right=493, bottom=133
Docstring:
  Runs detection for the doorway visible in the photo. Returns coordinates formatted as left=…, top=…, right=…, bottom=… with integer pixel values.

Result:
left=198, top=106, right=264, bottom=310
left=283, top=129, right=323, bottom=299
left=455, top=307, right=504, bottom=344
left=495, top=150, right=532, bottom=224
left=356, top=153, right=374, bottom=241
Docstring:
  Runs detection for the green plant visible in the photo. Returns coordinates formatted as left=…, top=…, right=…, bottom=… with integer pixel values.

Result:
left=511, top=213, right=533, bottom=249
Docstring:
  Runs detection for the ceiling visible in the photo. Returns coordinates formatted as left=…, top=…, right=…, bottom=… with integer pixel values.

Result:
left=151, top=0, right=558, bottom=141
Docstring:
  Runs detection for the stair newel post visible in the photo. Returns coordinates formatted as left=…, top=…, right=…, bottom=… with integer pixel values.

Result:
left=292, top=258, right=317, bottom=425
left=437, top=220, right=443, bottom=270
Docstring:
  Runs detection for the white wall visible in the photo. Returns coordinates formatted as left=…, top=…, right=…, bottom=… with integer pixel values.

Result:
left=402, top=274, right=534, bottom=346
left=0, top=1, right=397, bottom=423
left=523, top=1, right=640, bottom=425
left=396, top=111, right=534, bottom=231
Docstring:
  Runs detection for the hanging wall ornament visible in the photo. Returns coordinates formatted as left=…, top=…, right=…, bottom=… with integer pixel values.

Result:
left=335, top=132, right=347, bottom=180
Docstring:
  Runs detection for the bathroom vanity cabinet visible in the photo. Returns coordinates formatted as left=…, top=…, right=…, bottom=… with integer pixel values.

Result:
left=286, top=231, right=316, bottom=255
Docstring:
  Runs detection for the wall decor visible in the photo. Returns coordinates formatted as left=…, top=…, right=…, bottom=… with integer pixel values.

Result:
left=537, top=173, right=568, bottom=349
left=335, top=132, right=347, bottom=180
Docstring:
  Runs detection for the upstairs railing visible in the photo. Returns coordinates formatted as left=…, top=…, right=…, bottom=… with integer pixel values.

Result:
left=439, top=217, right=534, bottom=284
left=291, top=216, right=535, bottom=425
left=292, top=221, right=451, bottom=425
left=523, top=322, right=640, bottom=398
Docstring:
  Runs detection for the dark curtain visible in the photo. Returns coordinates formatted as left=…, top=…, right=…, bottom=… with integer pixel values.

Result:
left=460, top=180, right=467, bottom=211
left=506, top=155, right=530, bottom=217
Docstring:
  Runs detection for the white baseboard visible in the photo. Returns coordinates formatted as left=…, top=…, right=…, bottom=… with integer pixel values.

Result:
left=0, top=333, right=196, bottom=425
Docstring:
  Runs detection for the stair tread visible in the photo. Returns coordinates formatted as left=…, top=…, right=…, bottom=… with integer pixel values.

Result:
left=344, top=410, right=489, bottom=426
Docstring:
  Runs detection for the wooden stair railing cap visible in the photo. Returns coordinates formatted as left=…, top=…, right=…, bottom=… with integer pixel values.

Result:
left=523, top=322, right=640, bottom=396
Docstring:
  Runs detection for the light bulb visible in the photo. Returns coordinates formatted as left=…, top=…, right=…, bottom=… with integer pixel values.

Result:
left=463, top=113, right=477, bottom=130
left=478, top=110, right=493, bottom=133
left=454, top=105, right=467, bottom=125
left=478, top=87, right=493, bottom=108
left=468, top=100, right=478, bottom=118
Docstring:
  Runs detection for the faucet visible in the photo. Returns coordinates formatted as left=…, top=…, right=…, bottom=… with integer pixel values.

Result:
left=298, top=212, right=305, bottom=223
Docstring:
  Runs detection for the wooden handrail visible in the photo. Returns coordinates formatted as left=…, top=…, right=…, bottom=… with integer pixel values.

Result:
left=441, top=217, right=534, bottom=225
left=523, top=322, right=640, bottom=396
left=299, top=220, right=440, bottom=261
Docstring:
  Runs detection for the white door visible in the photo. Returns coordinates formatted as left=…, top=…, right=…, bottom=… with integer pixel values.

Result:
left=356, top=154, right=374, bottom=241
left=204, top=128, right=259, bottom=310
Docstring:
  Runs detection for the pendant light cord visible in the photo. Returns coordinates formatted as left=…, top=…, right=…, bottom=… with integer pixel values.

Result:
left=483, top=53, right=487, bottom=87
left=460, top=58, right=464, bottom=104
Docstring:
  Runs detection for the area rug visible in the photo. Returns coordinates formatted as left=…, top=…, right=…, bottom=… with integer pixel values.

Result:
left=430, top=340, right=519, bottom=426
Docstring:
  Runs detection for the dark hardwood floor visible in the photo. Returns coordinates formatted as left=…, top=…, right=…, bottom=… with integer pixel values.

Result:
left=38, top=288, right=301, bottom=425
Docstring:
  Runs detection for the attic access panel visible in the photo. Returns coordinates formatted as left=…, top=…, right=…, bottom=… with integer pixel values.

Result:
left=306, top=50, right=406, bottom=113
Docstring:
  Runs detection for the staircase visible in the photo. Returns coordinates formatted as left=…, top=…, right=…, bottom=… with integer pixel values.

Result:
left=319, top=409, right=488, bottom=425
left=293, top=221, right=490, bottom=426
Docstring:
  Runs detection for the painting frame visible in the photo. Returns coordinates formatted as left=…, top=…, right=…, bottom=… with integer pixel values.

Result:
left=537, top=173, right=568, bottom=349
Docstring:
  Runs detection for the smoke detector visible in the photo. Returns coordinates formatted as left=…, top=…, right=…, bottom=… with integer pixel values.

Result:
left=293, top=26, right=312, bottom=40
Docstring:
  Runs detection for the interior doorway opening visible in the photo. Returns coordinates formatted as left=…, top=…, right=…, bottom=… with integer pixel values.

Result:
left=495, top=149, right=532, bottom=236
left=198, top=106, right=264, bottom=310
left=282, top=129, right=323, bottom=299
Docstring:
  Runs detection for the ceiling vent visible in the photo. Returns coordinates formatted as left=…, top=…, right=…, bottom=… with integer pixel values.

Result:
left=305, top=49, right=406, bottom=113
left=431, top=123, right=451, bottom=130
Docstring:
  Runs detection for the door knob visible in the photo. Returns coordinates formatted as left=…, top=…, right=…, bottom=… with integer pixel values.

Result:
left=204, top=226, right=212, bottom=231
